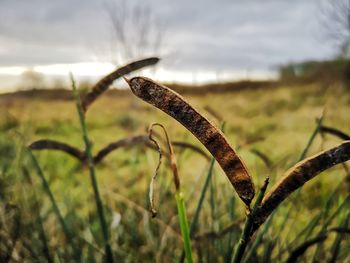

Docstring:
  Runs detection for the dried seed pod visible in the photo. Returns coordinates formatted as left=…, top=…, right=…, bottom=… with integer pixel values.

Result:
left=29, top=139, right=86, bottom=161
left=82, top=57, right=160, bottom=112
left=126, top=76, right=255, bottom=205
left=252, top=141, right=350, bottom=232
left=29, top=135, right=208, bottom=165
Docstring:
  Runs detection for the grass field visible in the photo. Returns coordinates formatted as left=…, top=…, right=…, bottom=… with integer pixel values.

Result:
left=1, top=80, right=350, bottom=262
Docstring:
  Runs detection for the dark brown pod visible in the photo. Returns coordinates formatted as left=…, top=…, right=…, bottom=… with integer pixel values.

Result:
left=126, top=76, right=255, bottom=205
left=82, top=57, right=160, bottom=112
left=252, top=141, right=350, bottom=232
left=29, top=139, right=85, bottom=161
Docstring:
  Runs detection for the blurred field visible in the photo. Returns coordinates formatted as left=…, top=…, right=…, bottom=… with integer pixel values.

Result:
left=1, top=81, right=350, bottom=262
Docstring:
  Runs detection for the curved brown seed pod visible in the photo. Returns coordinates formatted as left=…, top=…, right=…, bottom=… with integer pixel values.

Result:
left=82, top=57, right=160, bottom=112
left=28, top=139, right=86, bottom=161
left=126, top=76, right=255, bottom=205
left=252, top=141, right=350, bottom=232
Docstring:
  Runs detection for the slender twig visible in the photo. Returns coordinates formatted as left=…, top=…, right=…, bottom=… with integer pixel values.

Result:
left=148, top=124, right=163, bottom=217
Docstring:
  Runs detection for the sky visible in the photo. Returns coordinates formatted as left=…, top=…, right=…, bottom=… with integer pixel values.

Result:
left=0, top=0, right=340, bottom=91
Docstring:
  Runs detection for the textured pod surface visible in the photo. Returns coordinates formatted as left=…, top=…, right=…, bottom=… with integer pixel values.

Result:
left=127, top=76, right=255, bottom=205
left=252, top=141, right=350, bottom=232
left=82, top=57, right=159, bottom=112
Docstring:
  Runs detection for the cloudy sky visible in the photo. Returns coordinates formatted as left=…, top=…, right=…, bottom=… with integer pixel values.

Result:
left=0, top=0, right=340, bottom=90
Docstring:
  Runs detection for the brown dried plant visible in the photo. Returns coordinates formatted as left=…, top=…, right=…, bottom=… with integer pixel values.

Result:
left=81, top=57, right=159, bottom=112
left=29, top=135, right=208, bottom=165
left=126, top=76, right=255, bottom=206
left=29, top=58, right=208, bottom=166
left=125, top=76, right=350, bottom=238
left=147, top=123, right=180, bottom=217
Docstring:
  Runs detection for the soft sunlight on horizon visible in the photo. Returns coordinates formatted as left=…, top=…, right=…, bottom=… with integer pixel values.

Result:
left=0, top=62, right=278, bottom=93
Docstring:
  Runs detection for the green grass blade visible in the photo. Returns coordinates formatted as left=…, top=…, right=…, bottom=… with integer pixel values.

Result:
left=22, top=166, right=54, bottom=263
left=225, top=197, right=237, bottom=262
left=280, top=181, right=343, bottom=259
left=28, top=150, right=72, bottom=240
left=176, top=192, right=194, bottom=263
left=179, top=157, right=215, bottom=263
left=70, top=73, right=114, bottom=262
left=190, top=157, right=215, bottom=235
left=312, top=195, right=350, bottom=262
left=312, top=194, right=350, bottom=262
left=262, top=239, right=275, bottom=263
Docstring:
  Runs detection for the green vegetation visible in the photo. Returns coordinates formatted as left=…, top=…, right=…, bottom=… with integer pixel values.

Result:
left=1, top=78, right=350, bottom=262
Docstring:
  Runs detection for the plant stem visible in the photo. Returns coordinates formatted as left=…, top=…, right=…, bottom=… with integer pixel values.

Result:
left=70, top=74, right=114, bottom=262
left=231, top=178, right=269, bottom=263
left=176, top=191, right=194, bottom=263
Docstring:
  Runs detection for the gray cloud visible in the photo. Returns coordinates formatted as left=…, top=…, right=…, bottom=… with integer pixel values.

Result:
left=0, top=0, right=337, bottom=71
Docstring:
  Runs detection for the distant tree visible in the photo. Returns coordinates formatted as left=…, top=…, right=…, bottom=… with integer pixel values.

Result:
left=320, top=0, right=350, bottom=86
left=103, top=0, right=165, bottom=65
left=18, top=69, right=45, bottom=90
left=322, top=0, right=350, bottom=58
